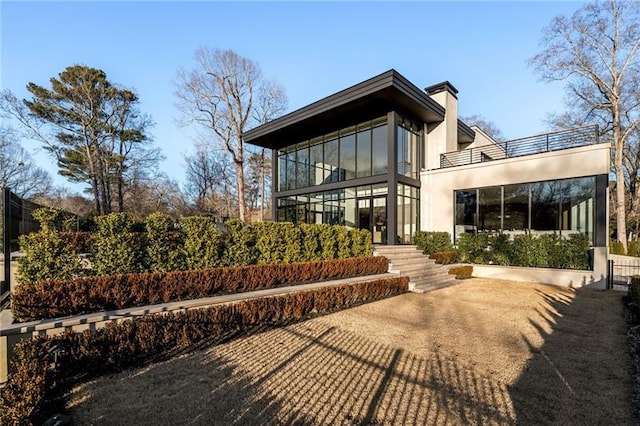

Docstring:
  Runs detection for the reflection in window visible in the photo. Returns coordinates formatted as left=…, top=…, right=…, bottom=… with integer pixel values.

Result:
left=455, top=190, right=477, bottom=242
left=503, top=184, right=529, bottom=233
left=324, top=137, right=339, bottom=183
left=397, top=183, right=419, bottom=244
left=339, top=128, right=356, bottom=181
left=561, top=176, right=595, bottom=239
left=531, top=181, right=560, bottom=231
left=309, top=140, right=324, bottom=186
left=372, top=123, right=388, bottom=175
left=356, top=126, right=372, bottom=178
left=453, top=176, right=597, bottom=243
left=397, top=117, right=420, bottom=179
left=478, top=187, right=501, bottom=232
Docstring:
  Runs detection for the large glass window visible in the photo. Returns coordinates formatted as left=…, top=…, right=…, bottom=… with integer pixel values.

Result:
left=503, top=184, right=529, bottom=233
left=561, top=176, right=595, bottom=239
left=309, top=138, right=324, bottom=186
left=296, top=142, right=309, bottom=189
left=531, top=181, right=560, bottom=231
left=276, top=117, right=388, bottom=191
left=372, top=121, right=388, bottom=175
left=454, top=176, right=596, bottom=242
left=356, top=124, right=372, bottom=178
left=397, top=117, right=420, bottom=179
left=478, top=187, right=502, bottom=233
left=455, top=190, right=477, bottom=241
left=397, top=183, right=419, bottom=244
left=324, top=135, right=339, bottom=184
left=339, top=128, right=356, bottom=181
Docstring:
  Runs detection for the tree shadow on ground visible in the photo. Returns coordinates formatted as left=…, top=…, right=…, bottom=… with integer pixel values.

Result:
left=508, top=288, right=632, bottom=425
left=68, top=320, right=517, bottom=425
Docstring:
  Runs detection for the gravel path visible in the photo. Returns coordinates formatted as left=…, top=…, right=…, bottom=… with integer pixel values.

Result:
left=67, top=278, right=632, bottom=425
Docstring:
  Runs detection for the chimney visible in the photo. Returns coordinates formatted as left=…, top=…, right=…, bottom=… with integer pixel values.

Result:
left=424, top=81, right=459, bottom=165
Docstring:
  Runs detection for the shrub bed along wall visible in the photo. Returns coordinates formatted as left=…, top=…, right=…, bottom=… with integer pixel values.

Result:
left=12, top=256, right=389, bottom=322
left=0, top=276, right=409, bottom=425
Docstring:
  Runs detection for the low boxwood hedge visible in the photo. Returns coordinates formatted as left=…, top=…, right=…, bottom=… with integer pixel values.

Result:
left=0, top=276, right=408, bottom=425
left=12, top=256, right=389, bottom=322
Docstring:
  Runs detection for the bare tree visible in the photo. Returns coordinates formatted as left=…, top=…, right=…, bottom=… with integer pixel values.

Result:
left=460, top=115, right=505, bottom=141
left=184, top=147, right=237, bottom=218
left=0, top=125, right=52, bottom=197
left=175, top=48, right=287, bottom=221
left=529, top=0, right=640, bottom=251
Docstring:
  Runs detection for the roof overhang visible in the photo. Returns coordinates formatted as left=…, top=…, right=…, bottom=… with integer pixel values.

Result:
left=244, top=69, right=446, bottom=150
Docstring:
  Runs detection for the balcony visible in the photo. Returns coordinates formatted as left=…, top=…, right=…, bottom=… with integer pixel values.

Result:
left=439, top=124, right=599, bottom=169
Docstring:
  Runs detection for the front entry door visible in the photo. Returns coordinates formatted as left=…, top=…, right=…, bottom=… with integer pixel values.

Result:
left=358, top=196, right=387, bottom=244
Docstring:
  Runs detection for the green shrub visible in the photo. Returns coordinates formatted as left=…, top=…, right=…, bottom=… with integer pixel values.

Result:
left=628, top=239, right=640, bottom=257
left=12, top=256, right=390, bottom=322
left=488, top=233, right=512, bottom=265
left=301, top=224, right=322, bottom=261
left=145, top=212, right=185, bottom=272
left=17, top=231, right=84, bottom=284
left=319, top=224, right=338, bottom=260
left=456, top=233, right=489, bottom=264
left=180, top=216, right=224, bottom=270
left=414, top=231, right=453, bottom=254
left=1, top=275, right=408, bottom=425
left=448, top=265, right=473, bottom=279
left=222, top=219, right=258, bottom=266
left=335, top=226, right=351, bottom=259
left=610, top=239, right=626, bottom=255
left=563, top=233, right=590, bottom=270
left=281, top=222, right=302, bottom=264
left=254, top=222, right=287, bottom=264
left=31, top=207, right=66, bottom=233
left=511, top=234, right=547, bottom=267
left=350, top=228, right=373, bottom=257
left=93, top=213, right=145, bottom=276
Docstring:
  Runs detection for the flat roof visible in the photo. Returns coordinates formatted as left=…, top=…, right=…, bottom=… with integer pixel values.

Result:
left=244, top=69, right=446, bottom=150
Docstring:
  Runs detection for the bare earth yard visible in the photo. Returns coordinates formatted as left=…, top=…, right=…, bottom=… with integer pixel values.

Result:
left=67, top=278, right=632, bottom=425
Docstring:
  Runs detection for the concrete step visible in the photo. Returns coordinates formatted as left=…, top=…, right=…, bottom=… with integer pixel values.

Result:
left=409, top=277, right=459, bottom=294
left=374, top=246, right=422, bottom=255
left=389, top=257, right=437, bottom=268
left=389, top=265, right=448, bottom=278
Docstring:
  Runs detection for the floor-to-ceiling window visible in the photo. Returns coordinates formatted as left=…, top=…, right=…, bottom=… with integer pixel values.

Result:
left=397, top=183, right=419, bottom=244
left=453, top=176, right=597, bottom=243
left=397, top=116, right=420, bottom=179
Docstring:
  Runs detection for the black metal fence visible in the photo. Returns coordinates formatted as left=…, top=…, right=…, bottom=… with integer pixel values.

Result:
left=440, top=124, right=600, bottom=168
left=1, top=187, right=44, bottom=305
left=607, top=258, right=640, bottom=290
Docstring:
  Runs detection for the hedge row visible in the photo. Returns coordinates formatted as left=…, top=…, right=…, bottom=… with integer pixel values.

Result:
left=18, top=212, right=374, bottom=284
left=414, top=231, right=591, bottom=270
left=610, top=239, right=640, bottom=257
left=12, top=256, right=389, bottom=322
left=0, top=276, right=409, bottom=425
left=448, top=265, right=473, bottom=279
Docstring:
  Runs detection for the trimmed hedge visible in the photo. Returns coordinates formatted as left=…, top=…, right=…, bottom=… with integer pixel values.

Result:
left=414, top=231, right=453, bottom=255
left=12, top=256, right=390, bottom=322
left=456, top=232, right=591, bottom=270
left=19, top=213, right=375, bottom=283
left=448, top=265, right=473, bottom=279
left=0, top=276, right=409, bottom=425
left=428, top=251, right=457, bottom=265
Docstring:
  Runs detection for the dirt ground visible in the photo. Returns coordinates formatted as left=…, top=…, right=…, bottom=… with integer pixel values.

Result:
left=67, top=278, right=632, bottom=425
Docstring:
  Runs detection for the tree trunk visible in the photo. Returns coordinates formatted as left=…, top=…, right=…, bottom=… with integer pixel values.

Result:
left=236, top=161, right=246, bottom=221
left=260, top=148, right=265, bottom=221
left=614, top=103, right=628, bottom=252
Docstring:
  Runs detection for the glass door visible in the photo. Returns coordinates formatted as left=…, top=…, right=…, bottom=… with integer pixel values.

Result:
left=358, top=196, right=387, bottom=244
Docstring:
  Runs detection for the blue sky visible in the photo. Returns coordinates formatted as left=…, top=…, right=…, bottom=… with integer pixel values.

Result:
left=1, top=1, right=584, bottom=190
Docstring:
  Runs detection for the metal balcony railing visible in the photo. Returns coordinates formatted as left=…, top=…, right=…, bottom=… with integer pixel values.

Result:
left=439, top=124, right=599, bottom=169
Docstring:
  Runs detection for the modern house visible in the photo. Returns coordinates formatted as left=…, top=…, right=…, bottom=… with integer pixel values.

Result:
left=244, top=70, right=610, bottom=276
